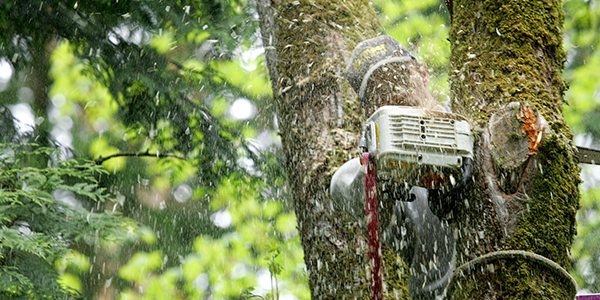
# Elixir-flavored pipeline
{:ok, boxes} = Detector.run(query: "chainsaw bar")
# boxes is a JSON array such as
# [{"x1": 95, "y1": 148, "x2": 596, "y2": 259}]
[{"x1": 577, "y1": 146, "x2": 600, "y2": 165}]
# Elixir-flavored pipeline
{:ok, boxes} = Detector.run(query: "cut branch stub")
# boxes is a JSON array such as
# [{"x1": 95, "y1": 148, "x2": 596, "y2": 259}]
[{"x1": 488, "y1": 102, "x2": 547, "y2": 194}]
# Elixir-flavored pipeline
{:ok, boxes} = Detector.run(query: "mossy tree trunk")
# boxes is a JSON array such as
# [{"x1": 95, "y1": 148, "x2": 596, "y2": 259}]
[
  {"x1": 257, "y1": 0, "x2": 580, "y2": 298},
  {"x1": 446, "y1": 0, "x2": 580, "y2": 298},
  {"x1": 256, "y1": 0, "x2": 410, "y2": 298}
]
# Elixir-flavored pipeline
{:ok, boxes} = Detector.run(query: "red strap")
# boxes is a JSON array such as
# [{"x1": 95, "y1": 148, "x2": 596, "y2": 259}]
[{"x1": 361, "y1": 153, "x2": 382, "y2": 300}]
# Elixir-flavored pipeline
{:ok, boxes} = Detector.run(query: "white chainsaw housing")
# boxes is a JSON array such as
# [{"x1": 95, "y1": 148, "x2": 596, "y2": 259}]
[{"x1": 363, "y1": 106, "x2": 474, "y2": 190}]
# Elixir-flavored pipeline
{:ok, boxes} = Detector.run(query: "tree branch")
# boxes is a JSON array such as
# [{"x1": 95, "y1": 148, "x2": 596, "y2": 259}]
[{"x1": 95, "y1": 151, "x2": 185, "y2": 165}]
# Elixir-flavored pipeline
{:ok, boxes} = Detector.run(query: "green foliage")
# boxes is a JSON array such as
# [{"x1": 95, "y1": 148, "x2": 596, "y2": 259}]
[
  {"x1": 115, "y1": 176, "x2": 308, "y2": 299},
  {"x1": 0, "y1": 144, "x2": 135, "y2": 299},
  {"x1": 572, "y1": 186, "x2": 600, "y2": 291},
  {"x1": 564, "y1": 0, "x2": 600, "y2": 292},
  {"x1": 1, "y1": 0, "x2": 306, "y2": 298},
  {"x1": 373, "y1": 0, "x2": 451, "y2": 100}
]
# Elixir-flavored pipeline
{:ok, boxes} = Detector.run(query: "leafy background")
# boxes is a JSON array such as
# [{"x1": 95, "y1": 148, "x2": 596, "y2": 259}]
[{"x1": 0, "y1": 0, "x2": 598, "y2": 299}]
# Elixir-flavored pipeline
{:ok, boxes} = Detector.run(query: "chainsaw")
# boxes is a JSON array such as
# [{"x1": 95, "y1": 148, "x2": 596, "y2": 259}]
[{"x1": 360, "y1": 105, "x2": 474, "y2": 199}]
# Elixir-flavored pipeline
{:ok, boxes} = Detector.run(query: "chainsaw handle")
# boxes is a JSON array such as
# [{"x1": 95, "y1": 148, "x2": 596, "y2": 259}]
[{"x1": 428, "y1": 157, "x2": 473, "y2": 219}]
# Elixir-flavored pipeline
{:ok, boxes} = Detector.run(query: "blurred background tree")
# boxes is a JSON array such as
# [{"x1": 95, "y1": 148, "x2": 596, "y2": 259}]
[
  {"x1": 564, "y1": 0, "x2": 600, "y2": 292},
  {"x1": 0, "y1": 0, "x2": 599, "y2": 298}
]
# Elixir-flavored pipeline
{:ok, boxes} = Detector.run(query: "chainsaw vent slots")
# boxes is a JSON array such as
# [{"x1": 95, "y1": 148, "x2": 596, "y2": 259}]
[{"x1": 363, "y1": 106, "x2": 474, "y2": 190}]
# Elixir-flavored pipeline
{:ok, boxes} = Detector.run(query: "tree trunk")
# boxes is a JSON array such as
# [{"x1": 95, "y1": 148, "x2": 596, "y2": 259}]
[
  {"x1": 446, "y1": 0, "x2": 579, "y2": 298},
  {"x1": 257, "y1": 0, "x2": 580, "y2": 298},
  {"x1": 30, "y1": 37, "x2": 53, "y2": 147},
  {"x1": 256, "y1": 0, "x2": 410, "y2": 298}
]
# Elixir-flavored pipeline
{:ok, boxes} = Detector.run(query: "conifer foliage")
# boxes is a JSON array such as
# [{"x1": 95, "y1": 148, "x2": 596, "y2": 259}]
[{"x1": 0, "y1": 144, "x2": 133, "y2": 298}]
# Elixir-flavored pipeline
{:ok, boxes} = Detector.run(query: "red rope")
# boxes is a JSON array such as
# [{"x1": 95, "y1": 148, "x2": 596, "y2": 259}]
[{"x1": 361, "y1": 152, "x2": 382, "y2": 300}]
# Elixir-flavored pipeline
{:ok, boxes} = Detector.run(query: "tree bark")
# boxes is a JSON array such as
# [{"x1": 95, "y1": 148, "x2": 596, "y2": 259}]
[
  {"x1": 257, "y1": 0, "x2": 580, "y2": 298},
  {"x1": 446, "y1": 0, "x2": 580, "y2": 298},
  {"x1": 256, "y1": 0, "x2": 411, "y2": 298},
  {"x1": 30, "y1": 37, "x2": 54, "y2": 147}
]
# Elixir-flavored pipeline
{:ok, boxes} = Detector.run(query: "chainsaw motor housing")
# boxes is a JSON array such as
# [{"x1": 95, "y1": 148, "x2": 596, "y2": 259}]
[{"x1": 362, "y1": 106, "x2": 474, "y2": 197}]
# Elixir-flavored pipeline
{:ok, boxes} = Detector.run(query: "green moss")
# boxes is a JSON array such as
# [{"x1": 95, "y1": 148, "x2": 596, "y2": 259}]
[
  {"x1": 450, "y1": 0, "x2": 567, "y2": 132},
  {"x1": 274, "y1": 0, "x2": 381, "y2": 95},
  {"x1": 448, "y1": 0, "x2": 580, "y2": 298},
  {"x1": 301, "y1": 211, "x2": 370, "y2": 298},
  {"x1": 270, "y1": 1, "x2": 410, "y2": 298},
  {"x1": 505, "y1": 136, "x2": 580, "y2": 267},
  {"x1": 449, "y1": 258, "x2": 573, "y2": 299},
  {"x1": 382, "y1": 247, "x2": 410, "y2": 299}
]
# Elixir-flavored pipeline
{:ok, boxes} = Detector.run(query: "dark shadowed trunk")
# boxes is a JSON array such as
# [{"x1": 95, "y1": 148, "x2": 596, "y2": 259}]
[{"x1": 30, "y1": 37, "x2": 53, "y2": 147}]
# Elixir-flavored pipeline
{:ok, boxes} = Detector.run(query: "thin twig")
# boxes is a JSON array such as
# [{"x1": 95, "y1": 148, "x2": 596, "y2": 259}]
[{"x1": 95, "y1": 151, "x2": 185, "y2": 165}]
